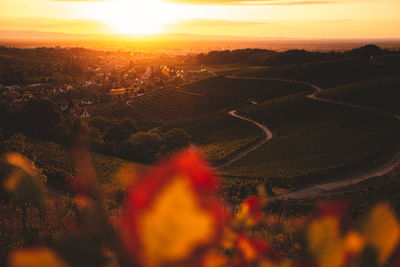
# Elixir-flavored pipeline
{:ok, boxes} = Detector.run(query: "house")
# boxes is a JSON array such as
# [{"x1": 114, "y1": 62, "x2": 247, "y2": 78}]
[
  {"x1": 80, "y1": 99, "x2": 94, "y2": 105},
  {"x1": 5, "y1": 85, "x2": 19, "y2": 91},
  {"x1": 84, "y1": 80, "x2": 95, "y2": 87},
  {"x1": 81, "y1": 109, "x2": 91, "y2": 117},
  {"x1": 59, "y1": 99, "x2": 69, "y2": 111},
  {"x1": 81, "y1": 105, "x2": 96, "y2": 117},
  {"x1": 186, "y1": 69, "x2": 201, "y2": 74},
  {"x1": 110, "y1": 88, "x2": 127, "y2": 97}
]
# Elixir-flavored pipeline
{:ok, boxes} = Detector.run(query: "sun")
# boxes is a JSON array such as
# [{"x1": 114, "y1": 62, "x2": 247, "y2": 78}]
[{"x1": 87, "y1": 0, "x2": 183, "y2": 35}]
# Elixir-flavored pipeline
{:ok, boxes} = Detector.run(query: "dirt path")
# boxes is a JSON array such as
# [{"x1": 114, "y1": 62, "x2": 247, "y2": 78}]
[
  {"x1": 274, "y1": 148, "x2": 400, "y2": 199},
  {"x1": 217, "y1": 110, "x2": 274, "y2": 168},
  {"x1": 225, "y1": 75, "x2": 400, "y2": 199},
  {"x1": 168, "y1": 85, "x2": 275, "y2": 168}
]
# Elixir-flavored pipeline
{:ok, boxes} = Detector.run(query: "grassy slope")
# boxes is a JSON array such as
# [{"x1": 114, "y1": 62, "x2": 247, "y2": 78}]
[
  {"x1": 177, "y1": 77, "x2": 311, "y2": 164},
  {"x1": 219, "y1": 93, "x2": 400, "y2": 190},
  {"x1": 317, "y1": 76, "x2": 400, "y2": 115},
  {"x1": 99, "y1": 76, "x2": 311, "y2": 164},
  {"x1": 179, "y1": 112, "x2": 263, "y2": 164}
]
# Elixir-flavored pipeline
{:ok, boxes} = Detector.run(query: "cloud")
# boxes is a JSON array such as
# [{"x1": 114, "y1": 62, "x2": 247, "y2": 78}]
[
  {"x1": 0, "y1": 17, "x2": 111, "y2": 35},
  {"x1": 164, "y1": 18, "x2": 400, "y2": 38}
]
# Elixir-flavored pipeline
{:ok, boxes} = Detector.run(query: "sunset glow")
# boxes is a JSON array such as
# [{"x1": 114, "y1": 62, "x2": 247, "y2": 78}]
[
  {"x1": 83, "y1": 0, "x2": 192, "y2": 34},
  {"x1": 0, "y1": 0, "x2": 399, "y2": 38}
]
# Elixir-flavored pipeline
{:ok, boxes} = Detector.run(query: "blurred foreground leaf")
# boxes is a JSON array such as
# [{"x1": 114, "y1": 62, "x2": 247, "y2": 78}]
[
  {"x1": 362, "y1": 203, "x2": 400, "y2": 264},
  {"x1": 8, "y1": 247, "x2": 68, "y2": 267}
]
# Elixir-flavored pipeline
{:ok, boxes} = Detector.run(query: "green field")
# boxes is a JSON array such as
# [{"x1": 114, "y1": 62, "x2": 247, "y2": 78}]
[
  {"x1": 219, "y1": 93, "x2": 400, "y2": 190},
  {"x1": 96, "y1": 75, "x2": 312, "y2": 166},
  {"x1": 236, "y1": 56, "x2": 400, "y2": 89},
  {"x1": 317, "y1": 76, "x2": 400, "y2": 115},
  {"x1": 205, "y1": 63, "x2": 269, "y2": 75},
  {"x1": 178, "y1": 112, "x2": 263, "y2": 164},
  {"x1": 181, "y1": 76, "x2": 311, "y2": 101}
]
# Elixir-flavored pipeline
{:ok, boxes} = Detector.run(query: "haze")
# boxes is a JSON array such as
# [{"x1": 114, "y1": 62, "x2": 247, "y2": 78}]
[{"x1": 1, "y1": 0, "x2": 400, "y2": 39}]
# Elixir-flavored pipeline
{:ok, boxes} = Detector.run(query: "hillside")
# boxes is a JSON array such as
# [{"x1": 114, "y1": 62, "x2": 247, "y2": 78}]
[
  {"x1": 316, "y1": 76, "x2": 400, "y2": 115},
  {"x1": 1, "y1": 136, "x2": 147, "y2": 192},
  {"x1": 236, "y1": 56, "x2": 400, "y2": 89},
  {"x1": 98, "y1": 87, "x2": 237, "y2": 125},
  {"x1": 181, "y1": 76, "x2": 311, "y2": 101},
  {"x1": 219, "y1": 93, "x2": 400, "y2": 191},
  {"x1": 98, "y1": 75, "x2": 312, "y2": 127}
]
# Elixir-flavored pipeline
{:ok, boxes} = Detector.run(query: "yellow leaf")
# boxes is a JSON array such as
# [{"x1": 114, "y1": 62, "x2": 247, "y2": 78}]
[
  {"x1": 138, "y1": 175, "x2": 215, "y2": 266},
  {"x1": 5, "y1": 153, "x2": 36, "y2": 176},
  {"x1": 363, "y1": 203, "x2": 400, "y2": 264},
  {"x1": 9, "y1": 248, "x2": 68, "y2": 267},
  {"x1": 307, "y1": 217, "x2": 344, "y2": 267}
]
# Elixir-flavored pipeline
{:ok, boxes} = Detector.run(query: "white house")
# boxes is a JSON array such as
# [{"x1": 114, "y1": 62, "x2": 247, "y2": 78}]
[
  {"x1": 81, "y1": 110, "x2": 91, "y2": 117},
  {"x1": 80, "y1": 100, "x2": 94, "y2": 105}
]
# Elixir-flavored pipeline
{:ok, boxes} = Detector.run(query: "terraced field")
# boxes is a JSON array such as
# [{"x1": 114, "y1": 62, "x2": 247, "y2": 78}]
[
  {"x1": 182, "y1": 76, "x2": 311, "y2": 101},
  {"x1": 99, "y1": 76, "x2": 311, "y2": 127},
  {"x1": 99, "y1": 87, "x2": 237, "y2": 125}
]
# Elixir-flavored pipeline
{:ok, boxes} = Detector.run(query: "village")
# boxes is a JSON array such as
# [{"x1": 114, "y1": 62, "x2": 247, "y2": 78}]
[{"x1": 0, "y1": 47, "x2": 212, "y2": 118}]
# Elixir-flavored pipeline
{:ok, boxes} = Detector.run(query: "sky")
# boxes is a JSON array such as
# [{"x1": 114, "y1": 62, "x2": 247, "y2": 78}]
[{"x1": 0, "y1": 0, "x2": 399, "y2": 38}]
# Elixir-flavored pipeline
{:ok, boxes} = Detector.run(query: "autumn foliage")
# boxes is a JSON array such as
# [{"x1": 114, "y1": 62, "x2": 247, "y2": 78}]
[{"x1": 3, "y1": 148, "x2": 400, "y2": 267}]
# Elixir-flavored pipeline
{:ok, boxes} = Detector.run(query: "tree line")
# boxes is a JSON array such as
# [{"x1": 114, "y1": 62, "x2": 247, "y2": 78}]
[
  {"x1": 0, "y1": 99, "x2": 191, "y2": 164},
  {"x1": 195, "y1": 45, "x2": 393, "y2": 66}
]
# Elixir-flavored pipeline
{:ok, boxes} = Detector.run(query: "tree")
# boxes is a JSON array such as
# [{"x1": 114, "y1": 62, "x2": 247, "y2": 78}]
[
  {"x1": 162, "y1": 128, "x2": 191, "y2": 152},
  {"x1": 119, "y1": 132, "x2": 163, "y2": 163},
  {"x1": 89, "y1": 116, "x2": 113, "y2": 133},
  {"x1": 347, "y1": 45, "x2": 382, "y2": 58},
  {"x1": 12, "y1": 98, "x2": 62, "y2": 140},
  {"x1": 104, "y1": 118, "x2": 137, "y2": 144}
]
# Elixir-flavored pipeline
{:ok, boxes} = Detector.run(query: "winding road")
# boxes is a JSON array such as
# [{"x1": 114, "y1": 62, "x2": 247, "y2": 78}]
[
  {"x1": 217, "y1": 110, "x2": 274, "y2": 168},
  {"x1": 224, "y1": 75, "x2": 400, "y2": 199}
]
